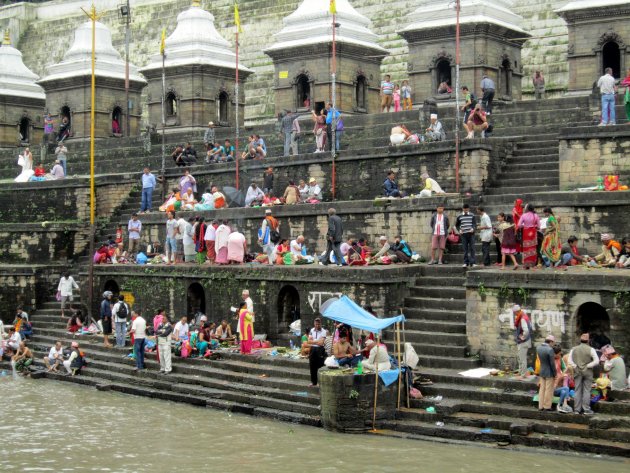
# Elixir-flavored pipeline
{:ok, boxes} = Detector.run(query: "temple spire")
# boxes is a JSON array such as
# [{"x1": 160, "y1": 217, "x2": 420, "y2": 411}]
[
  {"x1": 191, "y1": 0, "x2": 201, "y2": 7},
  {"x1": 2, "y1": 31, "x2": 10, "y2": 46}
]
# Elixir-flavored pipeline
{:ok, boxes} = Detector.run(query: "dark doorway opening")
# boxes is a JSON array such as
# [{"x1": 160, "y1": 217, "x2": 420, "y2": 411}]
[
  {"x1": 165, "y1": 92, "x2": 177, "y2": 116},
  {"x1": 576, "y1": 302, "x2": 611, "y2": 348},
  {"x1": 296, "y1": 74, "x2": 311, "y2": 109},
  {"x1": 314, "y1": 101, "x2": 326, "y2": 115},
  {"x1": 112, "y1": 106, "x2": 122, "y2": 135},
  {"x1": 436, "y1": 59, "x2": 451, "y2": 87},
  {"x1": 18, "y1": 117, "x2": 30, "y2": 142},
  {"x1": 603, "y1": 42, "x2": 621, "y2": 78},
  {"x1": 356, "y1": 75, "x2": 367, "y2": 111},
  {"x1": 104, "y1": 279, "x2": 120, "y2": 297},
  {"x1": 218, "y1": 91, "x2": 229, "y2": 124},
  {"x1": 277, "y1": 285, "x2": 300, "y2": 331},
  {"x1": 187, "y1": 283, "x2": 206, "y2": 318},
  {"x1": 500, "y1": 59, "x2": 512, "y2": 97}
]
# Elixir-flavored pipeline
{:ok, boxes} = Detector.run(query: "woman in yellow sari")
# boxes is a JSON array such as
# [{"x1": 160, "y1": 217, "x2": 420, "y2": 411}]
[
  {"x1": 541, "y1": 207, "x2": 561, "y2": 267},
  {"x1": 238, "y1": 301, "x2": 254, "y2": 354}
]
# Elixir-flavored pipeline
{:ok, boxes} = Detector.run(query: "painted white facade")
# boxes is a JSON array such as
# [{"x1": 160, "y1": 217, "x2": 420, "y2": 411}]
[{"x1": 0, "y1": 34, "x2": 45, "y2": 100}]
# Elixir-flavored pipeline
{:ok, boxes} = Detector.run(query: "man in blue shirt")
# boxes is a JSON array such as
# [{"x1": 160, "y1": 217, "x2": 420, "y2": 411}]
[
  {"x1": 325, "y1": 103, "x2": 341, "y2": 152},
  {"x1": 140, "y1": 167, "x2": 157, "y2": 213},
  {"x1": 480, "y1": 74, "x2": 495, "y2": 115},
  {"x1": 224, "y1": 139, "x2": 235, "y2": 162}
]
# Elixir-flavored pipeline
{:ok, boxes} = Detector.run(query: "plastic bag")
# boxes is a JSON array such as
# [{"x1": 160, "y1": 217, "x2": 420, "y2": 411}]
[
  {"x1": 404, "y1": 342, "x2": 420, "y2": 369},
  {"x1": 136, "y1": 252, "x2": 148, "y2": 265},
  {"x1": 55, "y1": 291, "x2": 61, "y2": 302},
  {"x1": 324, "y1": 355, "x2": 339, "y2": 368},
  {"x1": 447, "y1": 228, "x2": 460, "y2": 244}
]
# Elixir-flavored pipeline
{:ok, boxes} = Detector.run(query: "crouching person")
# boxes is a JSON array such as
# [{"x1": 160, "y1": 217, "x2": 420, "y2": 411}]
[
  {"x1": 43, "y1": 340, "x2": 64, "y2": 372},
  {"x1": 63, "y1": 341, "x2": 84, "y2": 376}
]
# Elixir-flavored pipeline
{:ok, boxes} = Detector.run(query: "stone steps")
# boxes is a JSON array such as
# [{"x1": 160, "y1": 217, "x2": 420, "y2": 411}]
[
  {"x1": 408, "y1": 285, "x2": 465, "y2": 299},
  {"x1": 402, "y1": 307, "x2": 466, "y2": 323},
  {"x1": 403, "y1": 297, "x2": 467, "y2": 312}
]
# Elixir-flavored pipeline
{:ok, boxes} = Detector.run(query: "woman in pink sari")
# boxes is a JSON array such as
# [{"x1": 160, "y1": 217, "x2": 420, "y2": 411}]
[
  {"x1": 214, "y1": 220, "x2": 231, "y2": 265},
  {"x1": 238, "y1": 301, "x2": 254, "y2": 354},
  {"x1": 518, "y1": 203, "x2": 540, "y2": 270}
]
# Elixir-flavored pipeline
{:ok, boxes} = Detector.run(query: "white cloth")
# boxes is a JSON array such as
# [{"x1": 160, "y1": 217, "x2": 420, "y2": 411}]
[
  {"x1": 173, "y1": 321, "x2": 189, "y2": 340},
  {"x1": 50, "y1": 164, "x2": 65, "y2": 179},
  {"x1": 48, "y1": 346, "x2": 63, "y2": 360},
  {"x1": 204, "y1": 225, "x2": 216, "y2": 242},
  {"x1": 434, "y1": 213, "x2": 445, "y2": 236},
  {"x1": 307, "y1": 184, "x2": 322, "y2": 200},
  {"x1": 176, "y1": 218, "x2": 187, "y2": 240},
  {"x1": 363, "y1": 344, "x2": 391, "y2": 371},
  {"x1": 244, "y1": 297, "x2": 254, "y2": 315},
  {"x1": 290, "y1": 239, "x2": 302, "y2": 257},
  {"x1": 57, "y1": 276, "x2": 78, "y2": 297},
  {"x1": 479, "y1": 213, "x2": 493, "y2": 243},
  {"x1": 131, "y1": 316, "x2": 147, "y2": 339},
  {"x1": 158, "y1": 338, "x2": 172, "y2": 373},
  {"x1": 245, "y1": 186, "x2": 265, "y2": 206},
  {"x1": 15, "y1": 153, "x2": 34, "y2": 182},
  {"x1": 183, "y1": 222, "x2": 194, "y2": 246},
  {"x1": 424, "y1": 177, "x2": 444, "y2": 194},
  {"x1": 390, "y1": 134, "x2": 406, "y2": 146},
  {"x1": 597, "y1": 73, "x2": 616, "y2": 95},
  {"x1": 309, "y1": 328, "x2": 328, "y2": 345},
  {"x1": 215, "y1": 224, "x2": 230, "y2": 251}
]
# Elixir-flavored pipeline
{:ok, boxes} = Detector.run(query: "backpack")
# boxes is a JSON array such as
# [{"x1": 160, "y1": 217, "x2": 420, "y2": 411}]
[
  {"x1": 266, "y1": 216, "x2": 281, "y2": 244},
  {"x1": 117, "y1": 302, "x2": 128, "y2": 319},
  {"x1": 469, "y1": 93, "x2": 477, "y2": 109}
]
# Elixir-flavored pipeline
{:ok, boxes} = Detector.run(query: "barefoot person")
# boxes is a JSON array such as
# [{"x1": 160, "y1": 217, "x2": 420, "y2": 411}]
[{"x1": 43, "y1": 341, "x2": 64, "y2": 372}]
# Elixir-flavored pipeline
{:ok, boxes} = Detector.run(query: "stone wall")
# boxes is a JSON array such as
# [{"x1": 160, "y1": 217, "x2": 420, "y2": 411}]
[
  {"x1": 88, "y1": 265, "x2": 417, "y2": 343},
  {"x1": 465, "y1": 270, "x2": 630, "y2": 370},
  {"x1": 559, "y1": 126, "x2": 630, "y2": 190},
  {"x1": 0, "y1": 223, "x2": 86, "y2": 264}
]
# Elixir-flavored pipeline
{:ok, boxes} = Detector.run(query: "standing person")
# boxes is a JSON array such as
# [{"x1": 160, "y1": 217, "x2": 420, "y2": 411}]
[
  {"x1": 165, "y1": 211, "x2": 178, "y2": 265},
  {"x1": 401, "y1": 79, "x2": 412, "y2": 110},
  {"x1": 183, "y1": 217, "x2": 196, "y2": 263},
  {"x1": 140, "y1": 167, "x2": 157, "y2": 214},
  {"x1": 622, "y1": 68, "x2": 630, "y2": 123},
  {"x1": 495, "y1": 213, "x2": 519, "y2": 270},
  {"x1": 540, "y1": 207, "x2": 561, "y2": 267},
  {"x1": 215, "y1": 220, "x2": 231, "y2": 265},
  {"x1": 127, "y1": 213, "x2": 142, "y2": 257},
  {"x1": 112, "y1": 295, "x2": 130, "y2": 348},
  {"x1": 380, "y1": 74, "x2": 394, "y2": 112},
  {"x1": 44, "y1": 113, "x2": 54, "y2": 143},
  {"x1": 597, "y1": 67, "x2": 617, "y2": 126},
  {"x1": 393, "y1": 84, "x2": 401, "y2": 112},
  {"x1": 238, "y1": 301, "x2": 254, "y2": 354},
  {"x1": 281, "y1": 110, "x2": 294, "y2": 157},
  {"x1": 156, "y1": 315, "x2": 173, "y2": 374},
  {"x1": 100, "y1": 291, "x2": 113, "y2": 348},
  {"x1": 290, "y1": 113, "x2": 301, "y2": 156},
  {"x1": 203, "y1": 121, "x2": 216, "y2": 151},
  {"x1": 456, "y1": 204, "x2": 477, "y2": 268},
  {"x1": 176, "y1": 214, "x2": 188, "y2": 264},
  {"x1": 57, "y1": 272, "x2": 79, "y2": 319},
  {"x1": 307, "y1": 318, "x2": 328, "y2": 386},
  {"x1": 569, "y1": 333, "x2": 599, "y2": 415},
  {"x1": 477, "y1": 207, "x2": 493, "y2": 267},
  {"x1": 242, "y1": 289, "x2": 254, "y2": 315},
  {"x1": 263, "y1": 167, "x2": 274, "y2": 196},
  {"x1": 130, "y1": 311, "x2": 147, "y2": 371},
  {"x1": 460, "y1": 86, "x2": 474, "y2": 123},
  {"x1": 480, "y1": 74, "x2": 495, "y2": 115},
  {"x1": 513, "y1": 305, "x2": 532, "y2": 379},
  {"x1": 536, "y1": 335, "x2": 557, "y2": 412},
  {"x1": 533, "y1": 70, "x2": 545, "y2": 100},
  {"x1": 227, "y1": 226, "x2": 247, "y2": 264},
  {"x1": 429, "y1": 205, "x2": 449, "y2": 265},
  {"x1": 259, "y1": 209, "x2": 280, "y2": 265},
  {"x1": 518, "y1": 204, "x2": 540, "y2": 270},
  {"x1": 193, "y1": 217, "x2": 207, "y2": 264},
  {"x1": 54, "y1": 143, "x2": 68, "y2": 177},
  {"x1": 321, "y1": 208, "x2": 344, "y2": 267},
  {"x1": 311, "y1": 109, "x2": 327, "y2": 153},
  {"x1": 325, "y1": 103, "x2": 340, "y2": 152},
  {"x1": 204, "y1": 219, "x2": 218, "y2": 263}
]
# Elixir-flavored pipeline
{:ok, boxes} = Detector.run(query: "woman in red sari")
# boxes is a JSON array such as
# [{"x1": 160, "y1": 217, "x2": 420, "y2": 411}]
[
  {"x1": 512, "y1": 198, "x2": 524, "y2": 253},
  {"x1": 518, "y1": 203, "x2": 540, "y2": 269}
]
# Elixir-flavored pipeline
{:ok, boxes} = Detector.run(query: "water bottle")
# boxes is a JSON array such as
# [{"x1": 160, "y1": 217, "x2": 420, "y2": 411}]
[{"x1": 356, "y1": 359, "x2": 363, "y2": 375}]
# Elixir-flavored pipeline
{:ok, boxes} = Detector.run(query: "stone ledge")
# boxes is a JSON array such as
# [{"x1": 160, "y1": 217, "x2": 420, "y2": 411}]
[{"x1": 560, "y1": 125, "x2": 630, "y2": 140}]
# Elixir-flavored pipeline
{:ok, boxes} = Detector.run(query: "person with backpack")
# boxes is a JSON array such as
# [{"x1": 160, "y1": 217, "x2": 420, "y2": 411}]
[
  {"x1": 513, "y1": 305, "x2": 533, "y2": 379},
  {"x1": 460, "y1": 85, "x2": 476, "y2": 124},
  {"x1": 258, "y1": 209, "x2": 280, "y2": 265},
  {"x1": 112, "y1": 295, "x2": 130, "y2": 348}
]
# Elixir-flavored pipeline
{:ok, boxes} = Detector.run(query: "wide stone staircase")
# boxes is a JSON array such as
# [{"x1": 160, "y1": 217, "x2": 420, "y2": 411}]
[{"x1": 15, "y1": 295, "x2": 321, "y2": 426}]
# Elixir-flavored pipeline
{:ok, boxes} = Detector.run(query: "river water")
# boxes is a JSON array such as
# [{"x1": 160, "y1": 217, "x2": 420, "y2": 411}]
[{"x1": 0, "y1": 378, "x2": 628, "y2": 472}]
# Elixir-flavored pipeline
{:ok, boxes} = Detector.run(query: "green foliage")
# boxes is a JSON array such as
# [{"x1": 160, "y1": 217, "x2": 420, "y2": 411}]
[
  {"x1": 477, "y1": 283, "x2": 488, "y2": 297},
  {"x1": 348, "y1": 389, "x2": 359, "y2": 400}
]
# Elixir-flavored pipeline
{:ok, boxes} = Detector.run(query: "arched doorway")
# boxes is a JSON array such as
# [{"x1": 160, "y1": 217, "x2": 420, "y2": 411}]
[
  {"x1": 112, "y1": 106, "x2": 122, "y2": 135},
  {"x1": 296, "y1": 74, "x2": 311, "y2": 109},
  {"x1": 165, "y1": 92, "x2": 177, "y2": 117},
  {"x1": 355, "y1": 75, "x2": 367, "y2": 111},
  {"x1": 500, "y1": 58, "x2": 512, "y2": 98},
  {"x1": 217, "y1": 91, "x2": 229, "y2": 124},
  {"x1": 104, "y1": 279, "x2": 120, "y2": 297},
  {"x1": 602, "y1": 42, "x2": 621, "y2": 78},
  {"x1": 18, "y1": 117, "x2": 30, "y2": 142},
  {"x1": 60, "y1": 106, "x2": 71, "y2": 128},
  {"x1": 576, "y1": 302, "x2": 611, "y2": 348},
  {"x1": 277, "y1": 285, "x2": 300, "y2": 331},
  {"x1": 187, "y1": 283, "x2": 206, "y2": 318},
  {"x1": 436, "y1": 59, "x2": 452, "y2": 88}
]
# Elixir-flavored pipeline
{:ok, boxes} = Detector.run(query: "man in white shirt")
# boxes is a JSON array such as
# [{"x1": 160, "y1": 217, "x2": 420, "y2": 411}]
[
  {"x1": 112, "y1": 295, "x2": 130, "y2": 348},
  {"x1": 127, "y1": 214, "x2": 142, "y2": 257},
  {"x1": 308, "y1": 318, "x2": 329, "y2": 386},
  {"x1": 175, "y1": 215, "x2": 188, "y2": 263},
  {"x1": 290, "y1": 235, "x2": 305, "y2": 260},
  {"x1": 597, "y1": 67, "x2": 617, "y2": 126},
  {"x1": 50, "y1": 160, "x2": 65, "y2": 179},
  {"x1": 183, "y1": 217, "x2": 196, "y2": 263},
  {"x1": 173, "y1": 316, "x2": 189, "y2": 341},
  {"x1": 43, "y1": 340, "x2": 64, "y2": 372},
  {"x1": 57, "y1": 272, "x2": 79, "y2": 318},
  {"x1": 242, "y1": 290, "x2": 254, "y2": 322},
  {"x1": 7, "y1": 327, "x2": 21, "y2": 353},
  {"x1": 477, "y1": 207, "x2": 493, "y2": 266},
  {"x1": 307, "y1": 178, "x2": 322, "y2": 201},
  {"x1": 130, "y1": 312, "x2": 147, "y2": 371}
]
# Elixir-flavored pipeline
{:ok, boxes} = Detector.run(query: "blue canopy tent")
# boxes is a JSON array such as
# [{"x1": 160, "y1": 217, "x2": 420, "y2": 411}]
[{"x1": 321, "y1": 295, "x2": 408, "y2": 429}]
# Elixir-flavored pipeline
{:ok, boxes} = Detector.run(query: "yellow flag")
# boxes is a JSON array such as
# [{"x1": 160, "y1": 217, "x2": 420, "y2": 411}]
[
  {"x1": 159, "y1": 27, "x2": 166, "y2": 55},
  {"x1": 234, "y1": 3, "x2": 243, "y2": 34},
  {"x1": 330, "y1": 0, "x2": 337, "y2": 14}
]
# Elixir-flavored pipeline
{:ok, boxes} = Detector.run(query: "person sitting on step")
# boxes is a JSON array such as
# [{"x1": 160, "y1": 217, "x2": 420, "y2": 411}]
[
  {"x1": 12, "y1": 341, "x2": 33, "y2": 376},
  {"x1": 594, "y1": 233, "x2": 622, "y2": 267},
  {"x1": 43, "y1": 340, "x2": 65, "y2": 372},
  {"x1": 333, "y1": 328, "x2": 361, "y2": 368},
  {"x1": 464, "y1": 103, "x2": 489, "y2": 139},
  {"x1": 362, "y1": 339, "x2": 391, "y2": 371},
  {"x1": 63, "y1": 341, "x2": 84, "y2": 376}
]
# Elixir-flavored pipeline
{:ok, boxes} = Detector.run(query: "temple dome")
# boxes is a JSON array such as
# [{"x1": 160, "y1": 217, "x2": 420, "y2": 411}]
[
  {"x1": 264, "y1": 0, "x2": 388, "y2": 54},
  {"x1": 39, "y1": 20, "x2": 146, "y2": 84},
  {"x1": 141, "y1": 3, "x2": 251, "y2": 73},
  {"x1": 0, "y1": 33, "x2": 45, "y2": 100},
  {"x1": 400, "y1": 0, "x2": 526, "y2": 34}
]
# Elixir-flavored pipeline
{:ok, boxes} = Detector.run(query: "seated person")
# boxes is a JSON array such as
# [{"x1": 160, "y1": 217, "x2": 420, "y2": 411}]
[
  {"x1": 173, "y1": 316, "x2": 190, "y2": 342},
  {"x1": 253, "y1": 135, "x2": 267, "y2": 159},
  {"x1": 12, "y1": 341, "x2": 33, "y2": 375},
  {"x1": 307, "y1": 178, "x2": 322, "y2": 202},
  {"x1": 16, "y1": 318, "x2": 32, "y2": 340},
  {"x1": 224, "y1": 139, "x2": 235, "y2": 162},
  {"x1": 603, "y1": 347, "x2": 628, "y2": 390},
  {"x1": 241, "y1": 136, "x2": 257, "y2": 160},
  {"x1": 171, "y1": 145, "x2": 185, "y2": 166},
  {"x1": 369, "y1": 236, "x2": 391, "y2": 264},
  {"x1": 194, "y1": 188, "x2": 215, "y2": 211},
  {"x1": 30, "y1": 163, "x2": 47, "y2": 181},
  {"x1": 437, "y1": 81, "x2": 452, "y2": 95},
  {"x1": 290, "y1": 236, "x2": 305, "y2": 261},
  {"x1": 113, "y1": 242, "x2": 129, "y2": 264},
  {"x1": 298, "y1": 180, "x2": 310, "y2": 202},
  {"x1": 181, "y1": 188, "x2": 197, "y2": 210},
  {"x1": 182, "y1": 142, "x2": 197, "y2": 165},
  {"x1": 465, "y1": 104, "x2": 489, "y2": 139},
  {"x1": 383, "y1": 171, "x2": 405, "y2": 197},
  {"x1": 66, "y1": 312, "x2": 83, "y2": 333},
  {"x1": 207, "y1": 142, "x2": 225, "y2": 163},
  {"x1": 347, "y1": 240, "x2": 367, "y2": 266},
  {"x1": 390, "y1": 124, "x2": 419, "y2": 146},
  {"x1": 275, "y1": 239, "x2": 291, "y2": 265},
  {"x1": 595, "y1": 233, "x2": 622, "y2": 267},
  {"x1": 425, "y1": 114, "x2": 446, "y2": 142},
  {"x1": 212, "y1": 186, "x2": 228, "y2": 209},
  {"x1": 215, "y1": 319, "x2": 234, "y2": 342},
  {"x1": 300, "y1": 329, "x2": 311, "y2": 356},
  {"x1": 283, "y1": 180, "x2": 300, "y2": 205},
  {"x1": 6, "y1": 327, "x2": 21, "y2": 355},
  {"x1": 333, "y1": 329, "x2": 361, "y2": 367},
  {"x1": 245, "y1": 182, "x2": 265, "y2": 207},
  {"x1": 419, "y1": 172, "x2": 445, "y2": 197},
  {"x1": 616, "y1": 237, "x2": 630, "y2": 268},
  {"x1": 160, "y1": 188, "x2": 181, "y2": 212},
  {"x1": 43, "y1": 341, "x2": 64, "y2": 372},
  {"x1": 391, "y1": 235, "x2": 413, "y2": 263},
  {"x1": 559, "y1": 236, "x2": 592, "y2": 266},
  {"x1": 63, "y1": 341, "x2": 84, "y2": 376},
  {"x1": 50, "y1": 160, "x2": 65, "y2": 179},
  {"x1": 362, "y1": 339, "x2": 391, "y2": 371}
]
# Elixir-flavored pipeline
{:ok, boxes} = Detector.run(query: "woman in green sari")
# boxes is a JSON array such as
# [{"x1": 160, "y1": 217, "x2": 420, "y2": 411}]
[{"x1": 541, "y1": 207, "x2": 562, "y2": 267}]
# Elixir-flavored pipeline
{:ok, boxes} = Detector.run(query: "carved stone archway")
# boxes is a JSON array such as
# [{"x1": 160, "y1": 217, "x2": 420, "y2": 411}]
[
  {"x1": 428, "y1": 51, "x2": 455, "y2": 96},
  {"x1": 291, "y1": 70, "x2": 315, "y2": 112},
  {"x1": 595, "y1": 31, "x2": 627, "y2": 78}
]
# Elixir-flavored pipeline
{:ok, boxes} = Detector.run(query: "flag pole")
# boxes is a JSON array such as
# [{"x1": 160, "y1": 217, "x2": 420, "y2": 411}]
[
  {"x1": 455, "y1": 0, "x2": 461, "y2": 194},
  {"x1": 235, "y1": 30, "x2": 240, "y2": 191},
  {"x1": 160, "y1": 28, "x2": 167, "y2": 200},
  {"x1": 330, "y1": 1, "x2": 337, "y2": 201}
]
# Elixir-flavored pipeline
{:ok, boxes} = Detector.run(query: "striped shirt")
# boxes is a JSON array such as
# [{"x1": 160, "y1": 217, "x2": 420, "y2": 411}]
[
  {"x1": 381, "y1": 81, "x2": 394, "y2": 95},
  {"x1": 456, "y1": 212, "x2": 476, "y2": 234}
]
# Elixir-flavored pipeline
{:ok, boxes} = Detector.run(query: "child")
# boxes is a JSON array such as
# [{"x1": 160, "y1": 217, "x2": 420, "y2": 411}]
[
  {"x1": 616, "y1": 238, "x2": 630, "y2": 268},
  {"x1": 401, "y1": 80, "x2": 412, "y2": 110},
  {"x1": 393, "y1": 84, "x2": 401, "y2": 112},
  {"x1": 495, "y1": 213, "x2": 519, "y2": 270},
  {"x1": 300, "y1": 328, "x2": 311, "y2": 357},
  {"x1": 115, "y1": 225, "x2": 123, "y2": 244}
]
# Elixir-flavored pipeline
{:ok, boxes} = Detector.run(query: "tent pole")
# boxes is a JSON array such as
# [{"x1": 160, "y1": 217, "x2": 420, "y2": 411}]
[
  {"x1": 403, "y1": 320, "x2": 409, "y2": 408},
  {"x1": 396, "y1": 322, "x2": 402, "y2": 410},
  {"x1": 372, "y1": 333, "x2": 380, "y2": 431}
]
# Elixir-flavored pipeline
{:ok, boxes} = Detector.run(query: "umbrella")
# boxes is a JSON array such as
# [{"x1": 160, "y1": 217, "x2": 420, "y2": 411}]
[{"x1": 223, "y1": 186, "x2": 245, "y2": 208}]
